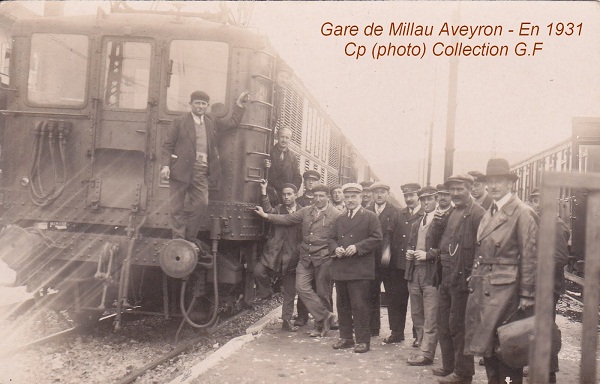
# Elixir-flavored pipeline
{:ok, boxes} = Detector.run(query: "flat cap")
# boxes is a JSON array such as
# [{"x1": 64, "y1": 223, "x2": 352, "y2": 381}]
[
  {"x1": 401, "y1": 183, "x2": 421, "y2": 194},
  {"x1": 418, "y1": 186, "x2": 438, "y2": 198},
  {"x1": 436, "y1": 184, "x2": 450, "y2": 194},
  {"x1": 360, "y1": 181, "x2": 373, "y2": 191},
  {"x1": 281, "y1": 183, "x2": 298, "y2": 194},
  {"x1": 467, "y1": 171, "x2": 485, "y2": 183},
  {"x1": 190, "y1": 91, "x2": 210, "y2": 103},
  {"x1": 311, "y1": 184, "x2": 330, "y2": 194},
  {"x1": 530, "y1": 187, "x2": 540, "y2": 198},
  {"x1": 342, "y1": 183, "x2": 363, "y2": 194},
  {"x1": 303, "y1": 170, "x2": 320, "y2": 181},
  {"x1": 370, "y1": 182, "x2": 390, "y2": 191},
  {"x1": 445, "y1": 173, "x2": 474, "y2": 187}
]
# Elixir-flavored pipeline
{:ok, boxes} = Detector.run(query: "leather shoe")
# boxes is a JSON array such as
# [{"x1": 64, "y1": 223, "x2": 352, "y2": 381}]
[
  {"x1": 293, "y1": 317, "x2": 307, "y2": 327},
  {"x1": 383, "y1": 333, "x2": 405, "y2": 344},
  {"x1": 354, "y1": 343, "x2": 370, "y2": 353},
  {"x1": 371, "y1": 329, "x2": 380, "y2": 337},
  {"x1": 412, "y1": 339, "x2": 420, "y2": 348},
  {"x1": 309, "y1": 327, "x2": 321, "y2": 337},
  {"x1": 320, "y1": 312, "x2": 336, "y2": 337},
  {"x1": 282, "y1": 319, "x2": 298, "y2": 332},
  {"x1": 407, "y1": 355, "x2": 433, "y2": 366},
  {"x1": 438, "y1": 372, "x2": 472, "y2": 384},
  {"x1": 432, "y1": 367, "x2": 452, "y2": 377},
  {"x1": 332, "y1": 338, "x2": 355, "y2": 349}
]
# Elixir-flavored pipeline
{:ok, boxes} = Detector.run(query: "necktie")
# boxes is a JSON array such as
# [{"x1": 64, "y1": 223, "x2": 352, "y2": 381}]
[
  {"x1": 491, "y1": 203, "x2": 498, "y2": 216},
  {"x1": 348, "y1": 209, "x2": 353, "y2": 219},
  {"x1": 376, "y1": 205, "x2": 381, "y2": 216},
  {"x1": 423, "y1": 214, "x2": 427, "y2": 226},
  {"x1": 280, "y1": 151, "x2": 284, "y2": 161}
]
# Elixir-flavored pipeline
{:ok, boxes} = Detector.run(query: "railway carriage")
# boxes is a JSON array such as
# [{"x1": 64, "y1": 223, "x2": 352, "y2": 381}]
[
  {"x1": 510, "y1": 117, "x2": 600, "y2": 279},
  {"x1": 0, "y1": 6, "x2": 377, "y2": 328}
]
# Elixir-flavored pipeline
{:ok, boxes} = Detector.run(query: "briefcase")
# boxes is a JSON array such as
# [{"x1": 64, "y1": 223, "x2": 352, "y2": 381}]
[{"x1": 495, "y1": 316, "x2": 561, "y2": 368}]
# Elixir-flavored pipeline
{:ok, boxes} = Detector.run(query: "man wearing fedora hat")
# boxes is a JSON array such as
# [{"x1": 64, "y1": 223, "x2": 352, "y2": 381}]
[
  {"x1": 385, "y1": 182, "x2": 423, "y2": 346},
  {"x1": 329, "y1": 183, "x2": 382, "y2": 353},
  {"x1": 434, "y1": 174, "x2": 486, "y2": 384},
  {"x1": 405, "y1": 186, "x2": 443, "y2": 366},
  {"x1": 464, "y1": 158, "x2": 538, "y2": 384},
  {"x1": 161, "y1": 90, "x2": 249, "y2": 241},
  {"x1": 366, "y1": 182, "x2": 399, "y2": 337}
]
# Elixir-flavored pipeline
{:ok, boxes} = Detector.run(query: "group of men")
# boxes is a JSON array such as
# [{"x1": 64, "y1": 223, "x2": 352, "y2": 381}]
[{"x1": 161, "y1": 93, "x2": 564, "y2": 384}]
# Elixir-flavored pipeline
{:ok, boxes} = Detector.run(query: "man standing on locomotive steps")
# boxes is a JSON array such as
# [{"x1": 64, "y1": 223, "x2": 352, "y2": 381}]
[
  {"x1": 464, "y1": 158, "x2": 538, "y2": 384},
  {"x1": 263, "y1": 126, "x2": 302, "y2": 206},
  {"x1": 255, "y1": 184, "x2": 340, "y2": 337},
  {"x1": 161, "y1": 90, "x2": 249, "y2": 242}
]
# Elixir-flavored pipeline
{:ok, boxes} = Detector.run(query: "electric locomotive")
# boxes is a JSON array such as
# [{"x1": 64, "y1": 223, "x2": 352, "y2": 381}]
[{"x1": 0, "y1": 6, "x2": 377, "y2": 329}]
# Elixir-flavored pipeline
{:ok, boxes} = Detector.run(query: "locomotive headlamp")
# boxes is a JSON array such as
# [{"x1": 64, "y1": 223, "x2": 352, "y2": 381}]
[
  {"x1": 20, "y1": 177, "x2": 30, "y2": 187},
  {"x1": 159, "y1": 239, "x2": 199, "y2": 279}
]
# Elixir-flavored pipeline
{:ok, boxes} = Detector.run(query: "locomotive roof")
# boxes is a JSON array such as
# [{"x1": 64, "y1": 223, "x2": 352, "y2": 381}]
[{"x1": 11, "y1": 11, "x2": 271, "y2": 51}]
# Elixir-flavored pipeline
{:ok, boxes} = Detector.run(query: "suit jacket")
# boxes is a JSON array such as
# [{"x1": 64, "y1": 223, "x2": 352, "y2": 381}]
[
  {"x1": 328, "y1": 207, "x2": 382, "y2": 281},
  {"x1": 161, "y1": 106, "x2": 245, "y2": 186},
  {"x1": 464, "y1": 194, "x2": 538, "y2": 356},
  {"x1": 295, "y1": 194, "x2": 313, "y2": 208},
  {"x1": 367, "y1": 203, "x2": 399, "y2": 266},
  {"x1": 260, "y1": 195, "x2": 302, "y2": 274},
  {"x1": 389, "y1": 206, "x2": 425, "y2": 270},
  {"x1": 475, "y1": 193, "x2": 494, "y2": 211},
  {"x1": 268, "y1": 145, "x2": 302, "y2": 192},
  {"x1": 405, "y1": 211, "x2": 444, "y2": 285}
]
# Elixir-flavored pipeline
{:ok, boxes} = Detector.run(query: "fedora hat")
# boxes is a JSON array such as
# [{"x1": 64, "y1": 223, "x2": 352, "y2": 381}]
[{"x1": 484, "y1": 158, "x2": 519, "y2": 182}]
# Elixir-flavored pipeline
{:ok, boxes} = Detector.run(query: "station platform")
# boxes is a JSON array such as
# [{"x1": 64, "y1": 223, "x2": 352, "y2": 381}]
[{"x1": 178, "y1": 301, "x2": 584, "y2": 384}]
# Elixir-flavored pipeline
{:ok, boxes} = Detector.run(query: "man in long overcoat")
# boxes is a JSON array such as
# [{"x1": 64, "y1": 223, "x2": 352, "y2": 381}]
[
  {"x1": 329, "y1": 183, "x2": 382, "y2": 353},
  {"x1": 464, "y1": 158, "x2": 538, "y2": 384}
]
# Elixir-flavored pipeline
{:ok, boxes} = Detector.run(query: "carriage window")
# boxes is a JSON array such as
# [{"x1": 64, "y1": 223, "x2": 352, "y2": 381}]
[
  {"x1": 28, "y1": 34, "x2": 88, "y2": 106},
  {"x1": 103, "y1": 41, "x2": 151, "y2": 109},
  {"x1": 578, "y1": 145, "x2": 600, "y2": 173},
  {"x1": 167, "y1": 41, "x2": 228, "y2": 112}
]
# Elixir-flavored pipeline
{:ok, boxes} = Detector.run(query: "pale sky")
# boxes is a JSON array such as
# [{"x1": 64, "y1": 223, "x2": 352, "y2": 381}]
[{"x1": 17, "y1": 1, "x2": 600, "y2": 193}]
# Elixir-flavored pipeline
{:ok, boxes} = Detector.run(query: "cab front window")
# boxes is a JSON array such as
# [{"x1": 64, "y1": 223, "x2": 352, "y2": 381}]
[{"x1": 28, "y1": 34, "x2": 88, "y2": 106}]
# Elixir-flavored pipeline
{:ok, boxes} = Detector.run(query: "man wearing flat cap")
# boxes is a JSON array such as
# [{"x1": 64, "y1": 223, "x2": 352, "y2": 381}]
[
  {"x1": 467, "y1": 171, "x2": 494, "y2": 210},
  {"x1": 436, "y1": 184, "x2": 453, "y2": 214},
  {"x1": 253, "y1": 180, "x2": 304, "y2": 332},
  {"x1": 296, "y1": 170, "x2": 321, "y2": 208},
  {"x1": 330, "y1": 185, "x2": 345, "y2": 212},
  {"x1": 433, "y1": 174, "x2": 485, "y2": 383},
  {"x1": 329, "y1": 183, "x2": 382, "y2": 353},
  {"x1": 360, "y1": 181, "x2": 375, "y2": 209},
  {"x1": 365, "y1": 182, "x2": 399, "y2": 337},
  {"x1": 255, "y1": 183, "x2": 340, "y2": 337},
  {"x1": 385, "y1": 182, "x2": 423, "y2": 346},
  {"x1": 405, "y1": 186, "x2": 443, "y2": 366},
  {"x1": 464, "y1": 158, "x2": 538, "y2": 384},
  {"x1": 161, "y1": 90, "x2": 249, "y2": 241}
]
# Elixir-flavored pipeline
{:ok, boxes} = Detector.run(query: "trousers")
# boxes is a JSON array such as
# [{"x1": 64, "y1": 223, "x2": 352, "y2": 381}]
[
  {"x1": 295, "y1": 259, "x2": 332, "y2": 322},
  {"x1": 381, "y1": 268, "x2": 410, "y2": 335},
  {"x1": 169, "y1": 165, "x2": 209, "y2": 240},
  {"x1": 253, "y1": 262, "x2": 298, "y2": 321},
  {"x1": 408, "y1": 265, "x2": 439, "y2": 359},
  {"x1": 336, "y1": 279, "x2": 371, "y2": 344}
]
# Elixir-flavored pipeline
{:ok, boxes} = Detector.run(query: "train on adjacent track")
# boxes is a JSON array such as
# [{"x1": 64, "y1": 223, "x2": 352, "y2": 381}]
[
  {"x1": 0, "y1": 5, "x2": 379, "y2": 329},
  {"x1": 510, "y1": 117, "x2": 600, "y2": 281}
]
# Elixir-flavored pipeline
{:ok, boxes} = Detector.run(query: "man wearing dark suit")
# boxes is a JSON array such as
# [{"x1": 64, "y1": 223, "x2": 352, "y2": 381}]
[
  {"x1": 366, "y1": 182, "x2": 398, "y2": 337},
  {"x1": 161, "y1": 90, "x2": 248, "y2": 241},
  {"x1": 264, "y1": 127, "x2": 302, "y2": 205},
  {"x1": 468, "y1": 171, "x2": 494, "y2": 210},
  {"x1": 385, "y1": 183, "x2": 423, "y2": 345},
  {"x1": 329, "y1": 183, "x2": 382, "y2": 353}
]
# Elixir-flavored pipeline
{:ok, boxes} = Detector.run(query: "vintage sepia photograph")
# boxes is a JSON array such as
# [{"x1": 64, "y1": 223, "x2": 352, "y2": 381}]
[{"x1": 0, "y1": 1, "x2": 599, "y2": 383}]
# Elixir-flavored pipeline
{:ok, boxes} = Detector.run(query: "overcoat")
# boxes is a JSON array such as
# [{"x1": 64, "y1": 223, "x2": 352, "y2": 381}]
[
  {"x1": 161, "y1": 105, "x2": 245, "y2": 187},
  {"x1": 260, "y1": 195, "x2": 302, "y2": 274},
  {"x1": 388, "y1": 206, "x2": 424, "y2": 270},
  {"x1": 463, "y1": 194, "x2": 538, "y2": 357},
  {"x1": 328, "y1": 207, "x2": 382, "y2": 281},
  {"x1": 366, "y1": 203, "x2": 399, "y2": 266}
]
